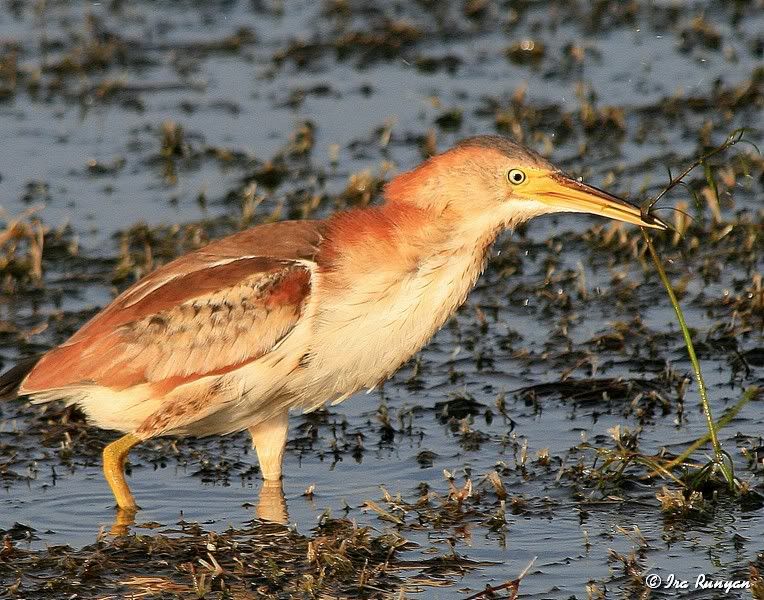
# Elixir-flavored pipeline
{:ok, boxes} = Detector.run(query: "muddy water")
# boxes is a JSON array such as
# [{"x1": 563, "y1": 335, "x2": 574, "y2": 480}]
[{"x1": 0, "y1": 1, "x2": 762, "y2": 598}]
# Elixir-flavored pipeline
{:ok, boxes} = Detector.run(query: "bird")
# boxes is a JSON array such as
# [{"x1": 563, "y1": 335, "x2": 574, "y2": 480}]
[{"x1": 0, "y1": 135, "x2": 666, "y2": 515}]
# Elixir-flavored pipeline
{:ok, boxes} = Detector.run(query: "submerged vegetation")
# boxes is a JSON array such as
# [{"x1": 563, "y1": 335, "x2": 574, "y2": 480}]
[{"x1": 0, "y1": 0, "x2": 762, "y2": 598}]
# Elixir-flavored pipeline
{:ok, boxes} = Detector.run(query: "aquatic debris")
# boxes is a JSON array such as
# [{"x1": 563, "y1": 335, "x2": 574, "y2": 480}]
[
  {"x1": 434, "y1": 108, "x2": 463, "y2": 132},
  {"x1": 0, "y1": 518, "x2": 411, "y2": 598},
  {"x1": 656, "y1": 486, "x2": 706, "y2": 517},
  {"x1": 505, "y1": 40, "x2": 545, "y2": 66},
  {"x1": 462, "y1": 556, "x2": 536, "y2": 600},
  {"x1": 0, "y1": 210, "x2": 47, "y2": 285}
]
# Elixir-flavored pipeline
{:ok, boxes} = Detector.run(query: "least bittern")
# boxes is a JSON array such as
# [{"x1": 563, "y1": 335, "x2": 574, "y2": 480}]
[{"x1": 2, "y1": 135, "x2": 666, "y2": 514}]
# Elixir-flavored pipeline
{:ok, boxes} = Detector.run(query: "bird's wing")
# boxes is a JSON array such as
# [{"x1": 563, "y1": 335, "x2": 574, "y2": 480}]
[{"x1": 20, "y1": 220, "x2": 323, "y2": 393}]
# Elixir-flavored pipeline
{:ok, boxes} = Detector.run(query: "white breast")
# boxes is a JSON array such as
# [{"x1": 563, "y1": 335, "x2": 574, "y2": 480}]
[
  {"x1": 291, "y1": 246, "x2": 487, "y2": 411},
  {"x1": 183, "y1": 244, "x2": 489, "y2": 435}
]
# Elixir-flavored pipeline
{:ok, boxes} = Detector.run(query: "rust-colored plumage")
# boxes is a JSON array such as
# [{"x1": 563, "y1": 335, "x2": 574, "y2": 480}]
[
  {"x1": 8, "y1": 135, "x2": 666, "y2": 515},
  {"x1": 24, "y1": 221, "x2": 322, "y2": 392}
]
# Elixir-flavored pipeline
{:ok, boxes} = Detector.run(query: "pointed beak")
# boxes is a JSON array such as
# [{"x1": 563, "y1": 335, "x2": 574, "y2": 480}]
[{"x1": 533, "y1": 172, "x2": 668, "y2": 230}]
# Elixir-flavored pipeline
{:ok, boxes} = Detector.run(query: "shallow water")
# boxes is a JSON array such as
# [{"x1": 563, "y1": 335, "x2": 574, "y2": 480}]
[{"x1": 0, "y1": 1, "x2": 762, "y2": 598}]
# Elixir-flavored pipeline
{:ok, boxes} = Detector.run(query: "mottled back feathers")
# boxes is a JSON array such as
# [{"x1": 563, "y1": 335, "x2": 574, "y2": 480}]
[{"x1": 20, "y1": 221, "x2": 322, "y2": 393}]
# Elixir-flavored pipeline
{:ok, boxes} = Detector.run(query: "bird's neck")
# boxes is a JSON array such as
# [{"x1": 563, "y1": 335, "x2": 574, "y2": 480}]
[{"x1": 320, "y1": 199, "x2": 499, "y2": 292}]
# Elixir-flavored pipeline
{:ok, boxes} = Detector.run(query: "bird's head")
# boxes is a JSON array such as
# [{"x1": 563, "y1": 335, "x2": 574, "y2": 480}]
[{"x1": 384, "y1": 135, "x2": 667, "y2": 236}]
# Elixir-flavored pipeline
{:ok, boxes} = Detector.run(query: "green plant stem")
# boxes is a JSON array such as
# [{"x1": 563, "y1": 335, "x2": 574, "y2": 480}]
[
  {"x1": 641, "y1": 228, "x2": 736, "y2": 489},
  {"x1": 653, "y1": 386, "x2": 758, "y2": 476}
]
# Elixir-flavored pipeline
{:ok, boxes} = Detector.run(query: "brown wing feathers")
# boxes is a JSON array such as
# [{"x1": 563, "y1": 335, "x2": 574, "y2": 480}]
[{"x1": 19, "y1": 221, "x2": 321, "y2": 394}]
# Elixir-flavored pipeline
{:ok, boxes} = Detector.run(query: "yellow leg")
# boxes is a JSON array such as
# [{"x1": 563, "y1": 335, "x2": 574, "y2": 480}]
[
  {"x1": 248, "y1": 411, "x2": 289, "y2": 481},
  {"x1": 102, "y1": 433, "x2": 141, "y2": 511}
]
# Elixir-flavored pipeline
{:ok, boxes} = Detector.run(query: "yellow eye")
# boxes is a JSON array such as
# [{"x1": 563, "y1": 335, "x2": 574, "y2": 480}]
[{"x1": 507, "y1": 169, "x2": 526, "y2": 185}]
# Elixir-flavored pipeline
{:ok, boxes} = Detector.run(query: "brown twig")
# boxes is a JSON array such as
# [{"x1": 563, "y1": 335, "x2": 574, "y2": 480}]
[
  {"x1": 462, "y1": 557, "x2": 536, "y2": 600},
  {"x1": 640, "y1": 128, "x2": 748, "y2": 216}
]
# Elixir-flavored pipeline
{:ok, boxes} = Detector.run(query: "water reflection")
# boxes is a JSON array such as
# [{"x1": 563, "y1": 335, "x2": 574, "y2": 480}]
[
  {"x1": 109, "y1": 479, "x2": 289, "y2": 535},
  {"x1": 110, "y1": 507, "x2": 138, "y2": 536},
  {"x1": 256, "y1": 480, "x2": 289, "y2": 524}
]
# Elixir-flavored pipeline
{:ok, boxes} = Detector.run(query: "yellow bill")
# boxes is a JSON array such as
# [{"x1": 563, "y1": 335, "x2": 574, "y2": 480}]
[{"x1": 531, "y1": 172, "x2": 668, "y2": 230}]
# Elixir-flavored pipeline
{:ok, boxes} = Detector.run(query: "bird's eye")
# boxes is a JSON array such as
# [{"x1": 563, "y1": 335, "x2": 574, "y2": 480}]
[{"x1": 507, "y1": 169, "x2": 526, "y2": 185}]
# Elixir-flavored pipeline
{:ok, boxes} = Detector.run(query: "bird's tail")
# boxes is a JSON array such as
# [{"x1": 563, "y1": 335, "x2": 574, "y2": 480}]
[{"x1": 0, "y1": 355, "x2": 40, "y2": 398}]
